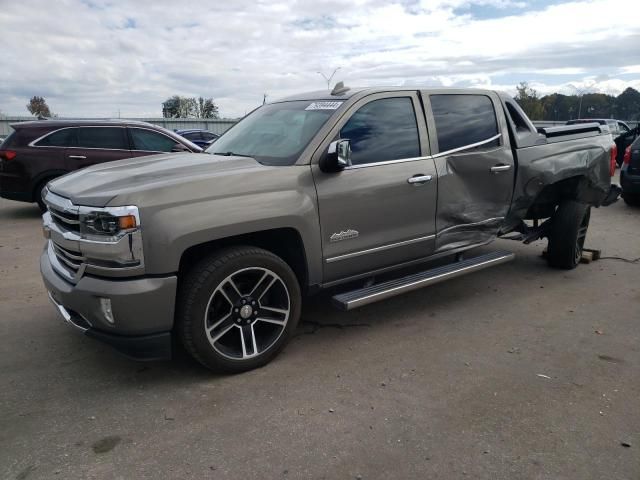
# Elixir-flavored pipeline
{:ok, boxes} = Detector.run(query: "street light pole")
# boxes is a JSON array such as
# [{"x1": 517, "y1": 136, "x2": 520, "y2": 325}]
[
  {"x1": 317, "y1": 67, "x2": 341, "y2": 91},
  {"x1": 578, "y1": 95, "x2": 584, "y2": 118}
]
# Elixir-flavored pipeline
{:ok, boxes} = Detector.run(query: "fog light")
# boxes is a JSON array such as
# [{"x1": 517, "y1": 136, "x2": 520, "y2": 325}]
[{"x1": 99, "y1": 297, "x2": 115, "y2": 324}]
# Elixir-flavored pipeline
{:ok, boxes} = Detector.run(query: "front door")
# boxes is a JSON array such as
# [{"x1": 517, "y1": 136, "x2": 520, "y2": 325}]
[
  {"x1": 312, "y1": 93, "x2": 438, "y2": 283},
  {"x1": 422, "y1": 92, "x2": 515, "y2": 251}
]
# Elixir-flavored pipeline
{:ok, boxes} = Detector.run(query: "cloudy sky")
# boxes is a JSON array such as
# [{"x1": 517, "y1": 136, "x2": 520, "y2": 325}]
[{"x1": 0, "y1": 0, "x2": 638, "y2": 118}]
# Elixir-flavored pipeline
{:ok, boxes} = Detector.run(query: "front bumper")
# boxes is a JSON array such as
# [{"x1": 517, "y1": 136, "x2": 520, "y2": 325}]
[{"x1": 41, "y1": 247, "x2": 178, "y2": 360}]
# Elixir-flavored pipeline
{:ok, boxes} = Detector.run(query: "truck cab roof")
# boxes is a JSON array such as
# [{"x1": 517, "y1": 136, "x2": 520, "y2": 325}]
[{"x1": 274, "y1": 87, "x2": 502, "y2": 104}]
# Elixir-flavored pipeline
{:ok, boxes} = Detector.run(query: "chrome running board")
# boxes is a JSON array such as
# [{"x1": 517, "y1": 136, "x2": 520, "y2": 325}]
[{"x1": 332, "y1": 250, "x2": 515, "y2": 311}]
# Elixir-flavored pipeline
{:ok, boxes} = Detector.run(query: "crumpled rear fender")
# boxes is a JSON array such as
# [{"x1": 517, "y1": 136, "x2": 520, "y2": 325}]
[{"x1": 507, "y1": 136, "x2": 612, "y2": 224}]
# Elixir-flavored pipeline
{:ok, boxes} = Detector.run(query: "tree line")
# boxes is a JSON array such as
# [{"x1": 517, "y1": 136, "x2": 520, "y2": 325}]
[
  {"x1": 19, "y1": 95, "x2": 222, "y2": 119},
  {"x1": 161, "y1": 95, "x2": 219, "y2": 119},
  {"x1": 515, "y1": 82, "x2": 640, "y2": 121}
]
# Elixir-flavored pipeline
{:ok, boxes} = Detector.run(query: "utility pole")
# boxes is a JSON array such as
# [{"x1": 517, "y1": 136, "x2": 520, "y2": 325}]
[
  {"x1": 570, "y1": 81, "x2": 596, "y2": 119},
  {"x1": 317, "y1": 67, "x2": 341, "y2": 91},
  {"x1": 263, "y1": 93, "x2": 268, "y2": 105}
]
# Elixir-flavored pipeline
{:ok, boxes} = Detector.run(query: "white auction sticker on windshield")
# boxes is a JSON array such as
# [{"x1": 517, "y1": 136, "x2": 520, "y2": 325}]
[{"x1": 305, "y1": 101, "x2": 343, "y2": 111}]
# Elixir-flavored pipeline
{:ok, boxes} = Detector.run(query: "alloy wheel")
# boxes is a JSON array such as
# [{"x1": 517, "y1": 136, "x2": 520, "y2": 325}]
[{"x1": 203, "y1": 267, "x2": 291, "y2": 360}]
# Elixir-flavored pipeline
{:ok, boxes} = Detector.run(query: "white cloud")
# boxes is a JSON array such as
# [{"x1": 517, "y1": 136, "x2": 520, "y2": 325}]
[{"x1": 0, "y1": 0, "x2": 638, "y2": 118}]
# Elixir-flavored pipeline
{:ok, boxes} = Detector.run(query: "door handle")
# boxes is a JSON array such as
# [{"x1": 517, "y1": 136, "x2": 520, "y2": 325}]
[
  {"x1": 68, "y1": 155, "x2": 87, "y2": 160},
  {"x1": 407, "y1": 174, "x2": 433, "y2": 185},
  {"x1": 490, "y1": 164, "x2": 512, "y2": 173}
]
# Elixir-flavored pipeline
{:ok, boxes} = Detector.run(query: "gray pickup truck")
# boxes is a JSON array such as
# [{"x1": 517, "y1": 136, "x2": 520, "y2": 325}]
[{"x1": 40, "y1": 86, "x2": 620, "y2": 372}]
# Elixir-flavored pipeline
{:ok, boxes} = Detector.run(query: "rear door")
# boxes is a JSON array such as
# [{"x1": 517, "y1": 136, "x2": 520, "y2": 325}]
[
  {"x1": 422, "y1": 92, "x2": 515, "y2": 251},
  {"x1": 312, "y1": 92, "x2": 438, "y2": 283},
  {"x1": 65, "y1": 126, "x2": 131, "y2": 170},
  {"x1": 19, "y1": 127, "x2": 75, "y2": 192}
]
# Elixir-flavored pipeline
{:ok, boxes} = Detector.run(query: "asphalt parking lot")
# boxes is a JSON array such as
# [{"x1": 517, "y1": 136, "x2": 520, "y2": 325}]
[{"x1": 1, "y1": 192, "x2": 639, "y2": 480}]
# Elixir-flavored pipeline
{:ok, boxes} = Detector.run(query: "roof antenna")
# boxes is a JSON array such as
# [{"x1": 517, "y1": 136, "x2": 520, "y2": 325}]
[{"x1": 331, "y1": 81, "x2": 350, "y2": 96}]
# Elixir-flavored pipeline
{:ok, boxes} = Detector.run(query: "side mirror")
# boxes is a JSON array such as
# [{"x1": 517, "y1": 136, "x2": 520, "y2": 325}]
[
  {"x1": 320, "y1": 139, "x2": 351, "y2": 173},
  {"x1": 171, "y1": 143, "x2": 190, "y2": 152}
]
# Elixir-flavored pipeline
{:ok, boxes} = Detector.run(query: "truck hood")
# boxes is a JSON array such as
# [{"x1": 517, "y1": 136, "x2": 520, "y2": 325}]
[{"x1": 48, "y1": 153, "x2": 266, "y2": 206}]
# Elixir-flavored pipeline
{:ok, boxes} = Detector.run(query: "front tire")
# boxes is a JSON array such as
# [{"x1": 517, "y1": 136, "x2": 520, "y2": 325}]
[
  {"x1": 546, "y1": 200, "x2": 591, "y2": 269},
  {"x1": 177, "y1": 247, "x2": 301, "y2": 373}
]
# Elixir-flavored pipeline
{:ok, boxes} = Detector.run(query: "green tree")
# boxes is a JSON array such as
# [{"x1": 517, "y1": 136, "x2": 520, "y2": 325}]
[
  {"x1": 613, "y1": 87, "x2": 640, "y2": 120},
  {"x1": 514, "y1": 82, "x2": 544, "y2": 120},
  {"x1": 162, "y1": 95, "x2": 196, "y2": 118},
  {"x1": 26, "y1": 96, "x2": 53, "y2": 118},
  {"x1": 197, "y1": 97, "x2": 219, "y2": 119},
  {"x1": 162, "y1": 95, "x2": 220, "y2": 118}
]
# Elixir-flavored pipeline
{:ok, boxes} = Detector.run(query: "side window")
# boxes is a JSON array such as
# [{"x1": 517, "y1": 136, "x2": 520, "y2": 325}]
[
  {"x1": 430, "y1": 95, "x2": 500, "y2": 153},
  {"x1": 130, "y1": 128, "x2": 178, "y2": 152},
  {"x1": 182, "y1": 132, "x2": 201, "y2": 141},
  {"x1": 35, "y1": 128, "x2": 76, "y2": 147},
  {"x1": 76, "y1": 127, "x2": 128, "y2": 149},
  {"x1": 340, "y1": 97, "x2": 420, "y2": 165},
  {"x1": 202, "y1": 132, "x2": 218, "y2": 141},
  {"x1": 618, "y1": 122, "x2": 630, "y2": 133}
]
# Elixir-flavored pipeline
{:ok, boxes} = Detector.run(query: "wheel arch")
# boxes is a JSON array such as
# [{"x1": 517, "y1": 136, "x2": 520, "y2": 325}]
[
  {"x1": 30, "y1": 170, "x2": 69, "y2": 202},
  {"x1": 525, "y1": 175, "x2": 603, "y2": 219},
  {"x1": 178, "y1": 227, "x2": 310, "y2": 293}
]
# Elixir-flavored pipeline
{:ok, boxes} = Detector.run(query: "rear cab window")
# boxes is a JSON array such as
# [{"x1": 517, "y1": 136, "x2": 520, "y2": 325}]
[{"x1": 429, "y1": 94, "x2": 500, "y2": 154}]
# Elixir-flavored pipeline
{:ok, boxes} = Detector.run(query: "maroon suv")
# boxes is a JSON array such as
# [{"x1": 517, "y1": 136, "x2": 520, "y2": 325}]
[{"x1": 0, "y1": 120, "x2": 202, "y2": 210}]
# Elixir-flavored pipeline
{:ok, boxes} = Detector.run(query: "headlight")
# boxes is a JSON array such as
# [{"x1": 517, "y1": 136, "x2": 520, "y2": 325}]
[
  {"x1": 78, "y1": 206, "x2": 140, "y2": 242},
  {"x1": 43, "y1": 188, "x2": 145, "y2": 278},
  {"x1": 76, "y1": 205, "x2": 144, "y2": 272}
]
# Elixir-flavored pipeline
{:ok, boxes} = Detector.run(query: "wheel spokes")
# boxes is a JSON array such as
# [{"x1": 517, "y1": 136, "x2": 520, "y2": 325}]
[
  {"x1": 207, "y1": 311, "x2": 232, "y2": 332},
  {"x1": 209, "y1": 316, "x2": 236, "y2": 343},
  {"x1": 240, "y1": 325, "x2": 258, "y2": 358},
  {"x1": 256, "y1": 306, "x2": 287, "y2": 326},
  {"x1": 219, "y1": 278, "x2": 243, "y2": 305},
  {"x1": 577, "y1": 226, "x2": 588, "y2": 240},
  {"x1": 204, "y1": 267, "x2": 291, "y2": 360},
  {"x1": 250, "y1": 273, "x2": 277, "y2": 300}
]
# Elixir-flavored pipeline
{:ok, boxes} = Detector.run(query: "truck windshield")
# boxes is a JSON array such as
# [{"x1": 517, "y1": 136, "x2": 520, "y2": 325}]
[{"x1": 206, "y1": 100, "x2": 340, "y2": 166}]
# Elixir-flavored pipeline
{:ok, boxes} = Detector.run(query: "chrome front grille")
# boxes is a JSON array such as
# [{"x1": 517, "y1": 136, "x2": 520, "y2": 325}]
[
  {"x1": 52, "y1": 243, "x2": 85, "y2": 274},
  {"x1": 42, "y1": 188, "x2": 145, "y2": 281},
  {"x1": 43, "y1": 190, "x2": 84, "y2": 281},
  {"x1": 48, "y1": 205, "x2": 80, "y2": 233}
]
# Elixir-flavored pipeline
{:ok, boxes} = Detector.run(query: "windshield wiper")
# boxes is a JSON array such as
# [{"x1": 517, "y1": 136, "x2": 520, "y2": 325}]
[{"x1": 213, "y1": 151, "x2": 254, "y2": 158}]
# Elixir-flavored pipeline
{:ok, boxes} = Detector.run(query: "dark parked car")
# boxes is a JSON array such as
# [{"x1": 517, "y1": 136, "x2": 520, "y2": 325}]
[
  {"x1": 175, "y1": 129, "x2": 219, "y2": 148},
  {"x1": 0, "y1": 120, "x2": 201, "y2": 210},
  {"x1": 621, "y1": 135, "x2": 640, "y2": 206},
  {"x1": 566, "y1": 119, "x2": 637, "y2": 166}
]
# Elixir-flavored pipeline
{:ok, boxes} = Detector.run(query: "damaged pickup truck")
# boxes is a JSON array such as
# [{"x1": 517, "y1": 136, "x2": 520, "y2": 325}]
[{"x1": 40, "y1": 86, "x2": 620, "y2": 372}]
